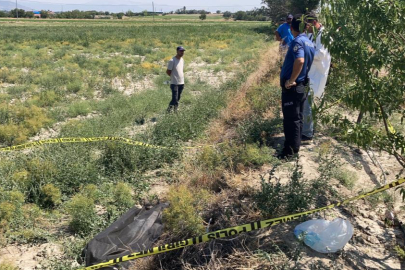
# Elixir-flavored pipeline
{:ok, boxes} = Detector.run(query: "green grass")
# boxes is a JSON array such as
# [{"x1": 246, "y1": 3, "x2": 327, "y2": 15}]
[{"x1": 0, "y1": 19, "x2": 272, "y2": 146}]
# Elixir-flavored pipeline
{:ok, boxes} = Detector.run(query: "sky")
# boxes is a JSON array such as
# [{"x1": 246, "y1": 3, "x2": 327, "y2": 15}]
[{"x1": 15, "y1": 0, "x2": 265, "y2": 12}]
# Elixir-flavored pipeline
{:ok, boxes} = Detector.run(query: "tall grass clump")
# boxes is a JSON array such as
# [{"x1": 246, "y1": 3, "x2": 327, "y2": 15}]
[{"x1": 164, "y1": 185, "x2": 211, "y2": 238}]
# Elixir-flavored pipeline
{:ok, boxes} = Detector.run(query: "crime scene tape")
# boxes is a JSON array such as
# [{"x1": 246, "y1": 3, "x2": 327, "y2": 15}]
[
  {"x1": 0, "y1": 137, "x2": 215, "y2": 152},
  {"x1": 83, "y1": 178, "x2": 405, "y2": 270}
]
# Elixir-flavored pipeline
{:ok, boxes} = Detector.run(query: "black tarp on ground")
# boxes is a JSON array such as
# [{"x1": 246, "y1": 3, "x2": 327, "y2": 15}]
[{"x1": 83, "y1": 203, "x2": 169, "y2": 269}]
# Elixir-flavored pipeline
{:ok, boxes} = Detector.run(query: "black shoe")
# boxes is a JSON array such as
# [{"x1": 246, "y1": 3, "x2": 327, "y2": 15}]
[
  {"x1": 276, "y1": 151, "x2": 297, "y2": 160},
  {"x1": 301, "y1": 135, "x2": 313, "y2": 141}
]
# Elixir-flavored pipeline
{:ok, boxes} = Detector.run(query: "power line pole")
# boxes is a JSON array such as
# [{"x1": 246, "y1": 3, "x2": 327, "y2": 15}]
[
  {"x1": 152, "y1": 2, "x2": 154, "y2": 22},
  {"x1": 16, "y1": 0, "x2": 18, "y2": 19}
]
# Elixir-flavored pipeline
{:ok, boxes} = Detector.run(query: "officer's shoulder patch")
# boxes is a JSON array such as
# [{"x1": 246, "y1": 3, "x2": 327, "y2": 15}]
[{"x1": 293, "y1": 45, "x2": 299, "y2": 52}]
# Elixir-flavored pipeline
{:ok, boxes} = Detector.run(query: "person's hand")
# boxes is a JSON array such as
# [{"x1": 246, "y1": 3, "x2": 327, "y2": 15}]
[{"x1": 285, "y1": 79, "x2": 296, "y2": 89}]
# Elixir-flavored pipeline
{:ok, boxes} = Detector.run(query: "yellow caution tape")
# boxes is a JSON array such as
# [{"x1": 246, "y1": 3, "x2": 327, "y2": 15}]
[
  {"x1": 0, "y1": 137, "x2": 213, "y2": 152},
  {"x1": 83, "y1": 178, "x2": 405, "y2": 270}
]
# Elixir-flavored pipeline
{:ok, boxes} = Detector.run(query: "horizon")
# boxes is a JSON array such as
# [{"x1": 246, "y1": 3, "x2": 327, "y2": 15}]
[{"x1": 1, "y1": 0, "x2": 264, "y2": 13}]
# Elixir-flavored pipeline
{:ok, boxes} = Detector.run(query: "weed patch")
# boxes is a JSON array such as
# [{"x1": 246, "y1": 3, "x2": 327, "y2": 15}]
[
  {"x1": 164, "y1": 185, "x2": 211, "y2": 238},
  {"x1": 255, "y1": 162, "x2": 323, "y2": 217}
]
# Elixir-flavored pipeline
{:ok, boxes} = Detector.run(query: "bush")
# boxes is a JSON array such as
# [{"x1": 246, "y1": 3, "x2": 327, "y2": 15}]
[
  {"x1": 0, "y1": 190, "x2": 25, "y2": 224},
  {"x1": 223, "y1": 11, "x2": 232, "y2": 19},
  {"x1": 40, "y1": 184, "x2": 62, "y2": 208},
  {"x1": 199, "y1": 12, "x2": 207, "y2": 20},
  {"x1": 67, "y1": 80, "x2": 82, "y2": 93},
  {"x1": 36, "y1": 90, "x2": 59, "y2": 107},
  {"x1": 196, "y1": 146, "x2": 223, "y2": 171},
  {"x1": 394, "y1": 245, "x2": 405, "y2": 261},
  {"x1": 255, "y1": 161, "x2": 319, "y2": 217},
  {"x1": 237, "y1": 116, "x2": 283, "y2": 146},
  {"x1": 81, "y1": 184, "x2": 99, "y2": 201},
  {"x1": 11, "y1": 170, "x2": 30, "y2": 190},
  {"x1": 67, "y1": 101, "x2": 92, "y2": 118},
  {"x1": 0, "y1": 202, "x2": 16, "y2": 222},
  {"x1": 239, "y1": 144, "x2": 276, "y2": 167},
  {"x1": 113, "y1": 182, "x2": 134, "y2": 210},
  {"x1": 66, "y1": 194, "x2": 97, "y2": 236},
  {"x1": 164, "y1": 185, "x2": 211, "y2": 238},
  {"x1": 25, "y1": 158, "x2": 58, "y2": 204},
  {"x1": 333, "y1": 168, "x2": 358, "y2": 189},
  {"x1": 197, "y1": 143, "x2": 278, "y2": 173}
]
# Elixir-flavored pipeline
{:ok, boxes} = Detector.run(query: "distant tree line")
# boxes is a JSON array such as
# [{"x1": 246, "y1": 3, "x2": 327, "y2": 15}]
[
  {"x1": 0, "y1": 9, "x2": 40, "y2": 18},
  {"x1": 0, "y1": 9, "x2": 164, "y2": 19},
  {"x1": 231, "y1": 7, "x2": 269, "y2": 21},
  {"x1": 219, "y1": 7, "x2": 269, "y2": 21},
  {"x1": 173, "y1": 7, "x2": 212, "y2": 15}
]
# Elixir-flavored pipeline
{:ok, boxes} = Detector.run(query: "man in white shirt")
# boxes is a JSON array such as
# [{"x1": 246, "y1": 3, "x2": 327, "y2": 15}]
[
  {"x1": 302, "y1": 14, "x2": 331, "y2": 141},
  {"x1": 166, "y1": 46, "x2": 185, "y2": 112}
]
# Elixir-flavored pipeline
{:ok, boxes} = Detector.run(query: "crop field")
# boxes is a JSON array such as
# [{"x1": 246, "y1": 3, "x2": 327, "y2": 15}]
[{"x1": 0, "y1": 18, "x2": 273, "y2": 269}]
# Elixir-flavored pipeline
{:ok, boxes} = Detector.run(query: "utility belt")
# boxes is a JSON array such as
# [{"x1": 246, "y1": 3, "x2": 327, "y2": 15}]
[
  {"x1": 281, "y1": 77, "x2": 310, "y2": 95},
  {"x1": 280, "y1": 77, "x2": 310, "y2": 87}
]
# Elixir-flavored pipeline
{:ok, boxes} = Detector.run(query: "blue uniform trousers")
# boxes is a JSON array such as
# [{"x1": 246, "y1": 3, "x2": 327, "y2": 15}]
[{"x1": 281, "y1": 81, "x2": 307, "y2": 155}]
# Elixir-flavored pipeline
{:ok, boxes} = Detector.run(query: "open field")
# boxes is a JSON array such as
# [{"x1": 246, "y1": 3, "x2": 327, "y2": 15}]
[{"x1": 0, "y1": 19, "x2": 270, "y2": 144}]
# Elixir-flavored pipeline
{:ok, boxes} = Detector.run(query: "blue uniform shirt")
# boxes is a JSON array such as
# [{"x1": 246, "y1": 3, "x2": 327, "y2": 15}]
[
  {"x1": 280, "y1": 33, "x2": 315, "y2": 83},
  {"x1": 277, "y1": 23, "x2": 294, "y2": 46}
]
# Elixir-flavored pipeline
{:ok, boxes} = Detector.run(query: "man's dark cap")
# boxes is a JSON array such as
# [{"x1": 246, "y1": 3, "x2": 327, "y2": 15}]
[
  {"x1": 306, "y1": 12, "x2": 318, "y2": 21},
  {"x1": 177, "y1": 46, "x2": 186, "y2": 51}
]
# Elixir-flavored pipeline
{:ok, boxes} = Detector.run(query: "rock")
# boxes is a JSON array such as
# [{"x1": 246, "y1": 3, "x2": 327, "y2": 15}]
[
  {"x1": 357, "y1": 221, "x2": 368, "y2": 230},
  {"x1": 376, "y1": 220, "x2": 385, "y2": 227},
  {"x1": 71, "y1": 261, "x2": 80, "y2": 268},
  {"x1": 366, "y1": 235, "x2": 380, "y2": 244},
  {"x1": 368, "y1": 213, "x2": 377, "y2": 221},
  {"x1": 361, "y1": 211, "x2": 368, "y2": 218},
  {"x1": 355, "y1": 235, "x2": 366, "y2": 244}
]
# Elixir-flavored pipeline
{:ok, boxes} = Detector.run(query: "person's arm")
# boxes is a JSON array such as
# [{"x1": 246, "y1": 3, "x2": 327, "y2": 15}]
[
  {"x1": 275, "y1": 30, "x2": 282, "y2": 41},
  {"x1": 166, "y1": 60, "x2": 173, "y2": 77},
  {"x1": 285, "y1": 58, "x2": 304, "y2": 88},
  {"x1": 285, "y1": 42, "x2": 305, "y2": 89}
]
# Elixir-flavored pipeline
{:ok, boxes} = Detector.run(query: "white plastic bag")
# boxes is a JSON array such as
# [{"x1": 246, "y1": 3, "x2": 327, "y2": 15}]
[{"x1": 294, "y1": 218, "x2": 353, "y2": 253}]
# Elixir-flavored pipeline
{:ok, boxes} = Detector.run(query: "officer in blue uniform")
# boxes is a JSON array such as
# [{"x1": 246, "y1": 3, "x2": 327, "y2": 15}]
[{"x1": 278, "y1": 18, "x2": 315, "y2": 159}]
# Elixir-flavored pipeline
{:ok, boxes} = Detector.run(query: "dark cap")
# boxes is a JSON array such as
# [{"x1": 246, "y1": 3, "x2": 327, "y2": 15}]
[
  {"x1": 177, "y1": 46, "x2": 186, "y2": 51},
  {"x1": 306, "y1": 12, "x2": 318, "y2": 21}
]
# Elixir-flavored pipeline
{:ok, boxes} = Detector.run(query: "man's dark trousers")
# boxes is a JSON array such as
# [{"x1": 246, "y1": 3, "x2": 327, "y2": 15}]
[
  {"x1": 281, "y1": 82, "x2": 307, "y2": 155},
  {"x1": 168, "y1": 84, "x2": 184, "y2": 111}
]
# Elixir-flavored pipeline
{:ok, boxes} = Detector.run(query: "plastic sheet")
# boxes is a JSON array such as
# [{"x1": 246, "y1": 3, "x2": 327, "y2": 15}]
[
  {"x1": 83, "y1": 203, "x2": 169, "y2": 269},
  {"x1": 294, "y1": 218, "x2": 353, "y2": 253}
]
